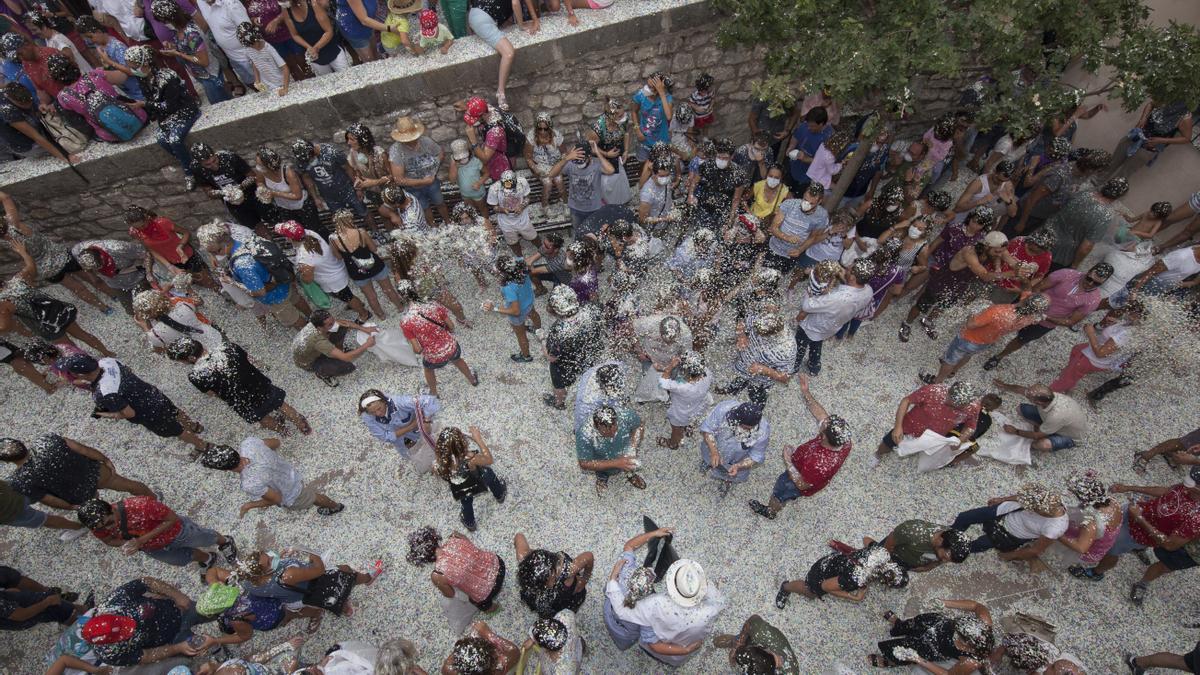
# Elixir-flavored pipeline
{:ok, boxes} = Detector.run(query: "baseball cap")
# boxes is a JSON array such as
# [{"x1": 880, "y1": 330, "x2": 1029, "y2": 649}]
[{"x1": 82, "y1": 614, "x2": 137, "y2": 644}]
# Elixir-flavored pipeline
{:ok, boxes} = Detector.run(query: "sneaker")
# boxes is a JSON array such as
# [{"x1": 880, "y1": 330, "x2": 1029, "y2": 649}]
[
  {"x1": 494, "y1": 480, "x2": 508, "y2": 504},
  {"x1": 542, "y1": 393, "x2": 566, "y2": 410},
  {"x1": 982, "y1": 356, "x2": 1001, "y2": 371},
  {"x1": 366, "y1": 559, "x2": 385, "y2": 581},
  {"x1": 749, "y1": 500, "x2": 776, "y2": 520},
  {"x1": 626, "y1": 473, "x2": 646, "y2": 490},
  {"x1": 59, "y1": 527, "x2": 87, "y2": 542},
  {"x1": 1124, "y1": 653, "x2": 1146, "y2": 675},
  {"x1": 510, "y1": 353, "x2": 533, "y2": 363},
  {"x1": 319, "y1": 375, "x2": 340, "y2": 387},
  {"x1": 898, "y1": 322, "x2": 911, "y2": 342},
  {"x1": 919, "y1": 316, "x2": 938, "y2": 340},
  {"x1": 197, "y1": 552, "x2": 218, "y2": 572},
  {"x1": 218, "y1": 536, "x2": 238, "y2": 564},
  {"x1": 774, "y1": 583, "x2": 789, "y2": 609},
  {"x1": 717, "y1": 481, "x2": 732, "y2": 498}
]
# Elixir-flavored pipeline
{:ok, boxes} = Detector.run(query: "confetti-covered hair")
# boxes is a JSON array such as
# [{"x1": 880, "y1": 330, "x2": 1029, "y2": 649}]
[
  {"x1": 345, "y1": 122, "x2": 375, "y2": 149},
  {"x1": 200, "y1": 444, "x2": 240, "y2": 471},
  {"x1": 946, "y1": 381, "x2": 979, "y2": 408},
  {"x1": 124, "y1": 45, "x2": 155, "y2": 70},
  {"x1": 1017, "y1": 481, "x2": 1063, "y2": 514},
  {"x1": 968, "y1": 204, "x2": 996, "y2": 228},
  {"x1": 1100, "y1": 176, "x2": 1129, "y2": 200},
  {"x1": 433, "y1": 427, "x2": 469, "y2": 481},
  {"x1": 1046, "y1": 136, "x2": 1071, "y2": 161},
  {"x1": 823, "y1": 415, "x2": 851, "y2": 446},
  {"x1": 1015, "y1": 293, "x2": 1050, "y2": 317},
  {"x1": 46, "y1": 54, "x2": 79, "y2": 85},
  {"x1": 256, "y1": 146, "x2": 282, "y2": 170},
  {"x1": 76, "y1": 498, "x2": 114, "y2": 529},
  {"x1": 1066, "y1": 469, "x2": 1108, "y2": 506},
  {"x1": 547, "y1": 284, "x2": 580, "y2": 318},
  {"x1": 531, "y1": 618, "x2": 568, "y2": 651},
  {"x1": 0, "y1": 437, "x2": 27, "y2": 462},
  {"x1": 517, "y1": 549, "x2": 557, "y2": 590},
  {"x1": 290, "y1": 138, "x2": 315, "y2": 165},
  {"x1": 235, "y1": 21, "x2": 263, "y2": 47},
  {"x1": 165, "y1": 337, "x2": 202, "y2": 362},
  {"x1": 451, "y1": 637, "x2": 496, "y2": 675},
  {"x1": 925, "y1": 190, "x2": 951, "y2": 211},
  {"x1": 623, "y1": 566, "x2": 656, "y2": 608},
  {"x1": 405, "y1": 526, "x2": 441, "y2": 565}
]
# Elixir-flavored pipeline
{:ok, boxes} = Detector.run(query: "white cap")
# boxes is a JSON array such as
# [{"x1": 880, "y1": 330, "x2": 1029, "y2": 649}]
[
  {"x1": 983, "y1": 231, "x2": 1008, "y2": 247},
  {"x1": 450, "y1": 139, "x2": 469, "y2": 161}
]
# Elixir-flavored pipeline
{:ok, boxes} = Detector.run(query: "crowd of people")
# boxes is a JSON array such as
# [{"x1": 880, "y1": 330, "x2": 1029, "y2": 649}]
[{"x1": 1, "y1": 8, "x2": 1200, "y2": 671}]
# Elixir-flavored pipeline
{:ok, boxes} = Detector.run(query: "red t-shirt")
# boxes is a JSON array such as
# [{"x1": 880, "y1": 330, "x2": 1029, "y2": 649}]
[
  {"x1": 1131, "y1": 485, "x2": 1200, "y2": 547},
  {"x1": 400, "y1": 303, "x2": 458, "y2": 364},
  {"x1": 91, "y1": 496, "x2": 182, "y2": 550},
  {"x1": 789, "y1": 436, "x2": 852, "y2": 496},
  {"x1": 23, "y1": 47, "x2": 65, "y2": 98},
  {"x1": 130, "y1": 217, "x2": 193, "y2": 265},
  {"x1": 999, "y1": 237, "x2": 1051, "y2": 290},
  {"x1": 901, "y1": 384, "x2": 980, "y2": 438}
]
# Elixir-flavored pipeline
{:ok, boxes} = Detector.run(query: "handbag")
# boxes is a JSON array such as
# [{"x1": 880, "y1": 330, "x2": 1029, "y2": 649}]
[
  {"x1": 983, "y1": 509, "x2": 1031, "y2": 552},
  {"x1": 39, "y1": 107, "x2": 89, "y2": 154},
  {"x1": 27, "y1": 294, "x2": 76, "y2": 339}
]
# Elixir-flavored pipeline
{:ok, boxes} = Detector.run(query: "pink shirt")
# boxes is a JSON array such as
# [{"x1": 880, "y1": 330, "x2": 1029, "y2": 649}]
[
  {"x1": 807, "y1": 144, "x2": 842, "y2": 189},
  {"x1": 483, "y1": 125, "x2": 510, "y2": 181},
  {"x1": 435, "y1": 535, "x2": 500, "y2": 604},
  {"x1": 1039, "y1": 268, "x2": 1101, "y2": 328},
  {"x1": 922, "y1": 128, "x2": 954, "y2": 164}
]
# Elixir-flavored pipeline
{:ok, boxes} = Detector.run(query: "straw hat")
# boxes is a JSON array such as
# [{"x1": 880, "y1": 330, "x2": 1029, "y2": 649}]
[
  {"x1": 387, "y1": 0, "x2": 421, "y2": 14},
  {"x1": 664, "y1": 559, "x2": 706, "y2": 607},
  {"x1": 390, "y1": 116, "x2": 425, "y2": 143}
]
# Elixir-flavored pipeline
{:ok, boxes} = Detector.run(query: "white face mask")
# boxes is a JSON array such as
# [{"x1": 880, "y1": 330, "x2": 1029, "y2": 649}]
[
  {"x1": 655, "y1": 175, "x2": 670, "y2": 185},
  {"x1": 765, "y1": 177, "x2": 781, "y2": 188},
  {"x1": 800, "y1": 200, "x2": 816, "y2": 213},
  {"x1": 869, "y1": 143, "x2": 880, "y2": 153},
  {"x1": 885, "y1": 203, "x2": 899, "y2": 213},
  {"x1": 902, "y1": 152, "x2": 913, "y2": 162},
  {"x1": 616, "y1": 114, "x2": 628, "y2": 125},
  {"x1": 908, "y1": 226, "x2": 923, "y2": 239},
  {"x1": 641, "y1": 85, "x2": 654, "y2": 97},
  {"x1": 714, "y1": 158, "x2": 730, "y2": 169}
]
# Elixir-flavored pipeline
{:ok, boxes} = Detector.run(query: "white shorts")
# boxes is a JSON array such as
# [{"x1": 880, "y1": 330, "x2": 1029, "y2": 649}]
[
  {"x1": 502, "y1": 222, "x2": 538, "y2": 245},
  {"x1": 310, "y1": 48, "x2": 351, "y2": 75}
]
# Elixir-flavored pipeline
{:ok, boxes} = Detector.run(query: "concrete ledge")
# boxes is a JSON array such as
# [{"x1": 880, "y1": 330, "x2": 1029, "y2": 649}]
[{"x1": 0, "y1": 0, "x2": 714, "y2": 195}]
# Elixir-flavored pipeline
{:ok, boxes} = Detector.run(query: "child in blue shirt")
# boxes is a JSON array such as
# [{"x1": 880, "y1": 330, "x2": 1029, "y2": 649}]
[{"x1": 482, "y1": 255, "x2": 541, "y2": 363}]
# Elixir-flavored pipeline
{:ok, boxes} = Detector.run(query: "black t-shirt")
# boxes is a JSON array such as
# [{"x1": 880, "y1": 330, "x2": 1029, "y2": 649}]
[
  {"x1": 546, "y1": 306, "x2": 603, "y2": 371},
  {"x1": 7, "y1": 434, "x2": 100, "y2": 506},
  {"x1": 470, "y1": 0, "x2": 514, "y2": 24},
  {"x1": 91, "y1": 359, "x2": 175, "y2": 423},
  {"x1": 696, "y1": 162, "x2": 748, "y2": 212},
  {"x1": 188, "y1": 342, "x2": 278, "y2": 420},
  {"x1": 93, "y1": 579, "x2": 183, "y2": 667},
  {"x1": 0, "y1": 99, "x2": 38, "y2": 156},
  {"x1": 192, "y1": 150, "x2": 252, "y2": 190},
  {"x1": 0, "y1": 591, "x2": 18, "y2": 619}
]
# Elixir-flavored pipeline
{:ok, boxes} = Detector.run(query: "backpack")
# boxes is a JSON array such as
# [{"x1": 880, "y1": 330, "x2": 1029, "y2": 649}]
[
  {"x1": 498, "y1": 110, "x2": 525, "y2": 156},
  {"x1": 66, "y1": 80, "x2": 143, "y2": 142},
  {"x1": 230, "y1": 236, "x2": 296, "y2": 286}
]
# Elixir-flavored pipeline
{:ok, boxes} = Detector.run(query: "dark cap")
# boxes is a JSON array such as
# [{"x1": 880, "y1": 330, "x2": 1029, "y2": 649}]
[
  {"x1": 57, "y1": 353, "x2": 99, "y2": 376},
  {"x1": 727, "y1": 402, "x2": 763, "y2": 427}
]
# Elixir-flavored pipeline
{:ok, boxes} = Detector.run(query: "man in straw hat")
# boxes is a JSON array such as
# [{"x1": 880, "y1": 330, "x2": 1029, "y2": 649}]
[{"x1": 389, "y1": 115, "x2": 450, "y2": 226}]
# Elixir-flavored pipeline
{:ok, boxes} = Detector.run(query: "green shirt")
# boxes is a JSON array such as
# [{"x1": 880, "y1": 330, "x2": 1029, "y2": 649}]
[
  {"x1": 888, "y1": 519, "x2": 943, "y2": 569},
  {"x1": 0, "y1": 480, "x2": 28, "y2": 524},
  {"x1": 575, "y1": 409, "x2": 641, "y2": 463},
  {"x1": 745, "y1": 615, "x2": 799, "y2": 675}
]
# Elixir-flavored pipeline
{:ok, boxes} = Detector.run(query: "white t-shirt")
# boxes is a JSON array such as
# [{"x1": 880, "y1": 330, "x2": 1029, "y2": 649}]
[
  {"x1": 1083, "y1": 322, "x2": 1133, "y2": 370},
  {"x1": 1155, "y1": 247, "x2": 1200, "y2": 288},
  {"x1": 997, "y1": 501, "x2": 1069, "y2": 540},
  {"x1": 1037, "y1": 394, "x2": 1089, "y2": 439},
  {"x1": 1100, "y1": 246, "x2": 1155, "y2": 297},
  {"x1": 195, "y1": 0, "x2": 251, "y2": 62},
  {"x1": 239, "y1": 436, "x2": 304, "y2": 506},
  {"x1": 245, "y1": 42, "x2": 286, "y2": 91},
  {"x1": 660, "y1": 374, "x2": 712, "y2": 427},
  {"x1": 46, "y1": 33, "x2": 91, "y2": 72},
  {"x1": 88, "y1": 0, "x2": 146, "y2": 42},
  {"x1": 294, "y1": 231, "x2": 351, "y2": 292},
  {"x1": 487, "y1": 177, "x2": 532, "y2": 232}
]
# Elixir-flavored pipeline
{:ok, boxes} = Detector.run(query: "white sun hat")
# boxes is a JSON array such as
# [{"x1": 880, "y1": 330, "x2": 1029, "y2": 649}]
[{"x1": 664, "y1": 559, "x2": 707, "y2": 607}]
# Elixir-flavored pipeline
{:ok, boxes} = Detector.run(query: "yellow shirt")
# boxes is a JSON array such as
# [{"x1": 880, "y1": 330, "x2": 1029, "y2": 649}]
[
  {"x1": 750, "y1": 180, "x2": 789, "y2": 219},
  {"x1": 381, "y1": 14, "x2": 410, "y2": 49}
]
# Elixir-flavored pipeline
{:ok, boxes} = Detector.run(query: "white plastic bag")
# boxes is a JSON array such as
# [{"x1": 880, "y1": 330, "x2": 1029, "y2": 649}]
[
  {"x1": 976, "y1": 411, "x2": 1034, "y2": 465},
  {"x1": 895, "y1": 430, "x2": 970, "y2": 473},
  {"x1": 354, "y1": 324, "x2": 420, "y2": 367},
  {"x1": 632, "y1": 363, "x2": 670, "y2": 403},
  {"x1": 439, "y1": 588, "x2": 477, "y2": 635}
]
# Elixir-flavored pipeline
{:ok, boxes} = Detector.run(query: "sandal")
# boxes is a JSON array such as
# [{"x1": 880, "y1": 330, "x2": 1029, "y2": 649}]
[
  {"x1": 1129, "y1": 581, "x2": 1148, "y2": 606},
  {"x1": 317, "y1": 503, "x2": 345, "y2": 516},
  {"x1": 898, "y1": 322, "x2": 911, "y2": 342},
  {"x1": 919, "y1": 316, "x2": 938, "y2": 340},
  {"x1": 542, "y1": 393, "x2": 566, "y2": 410},
  {"x1": 982, "y1": 356, "x2": 1002, "y2": 371},
  {"x1": 319, "y1": 375, "x2": 340, "y2": 388},
  {"x1": 655, "y1": 437, "x2": 677, "y2": 449},
  {"x1": 868, "y1": 654, "x2": 889, "y2": 668},
  {"x1": 918, "y1": 372, "x2": 936, "y2": 384},
  {"x1": 595, "y1": 476, "x2": 608, "y2": 496},
  {"x1": 749, "y1": 500, "x2": 776, "y2": 520},
  {"x1": 1132, "y1": 454, "x2": 1149, "y2": 474},
  {"x1": 774, "y1": 583, "x2": 789, "y2": 609},
  {"x1": 295, "y1": 416, "x2": 313, "y2": 435},
  {"x1": 1068, "y1": 564, "x2": 1104, "y2": 581},
  {"x1": 469, "y1": 370, "x2": 480, "y2": 386},
  {"x1": 626, "y1": 473, "x2": 646, "y2": 490},
  {"x1": 305, "y1": 613, "x2": 323, "y2": 633},
  {"x1": 882, "y1": 610, "x2": 897, "y2": 623}
]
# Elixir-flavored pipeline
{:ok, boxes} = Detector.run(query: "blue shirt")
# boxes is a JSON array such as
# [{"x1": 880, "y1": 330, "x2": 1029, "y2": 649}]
[
  {"x1": 1, "y1": 60, "x2": 36, "y2": 99},
  {"x1": 501, "y1": 276, "x2": 534, "y2": 315},
  {"x1": 633, "y1": 90, "x2": 672, "y2": 148},
  {"x1": 602, "y1": 552, "x2": 646, "y2": 650},
  {"x1": 104, "y1": 41, "x2": 143, "y2": 100},
  {"x1": 230, "y1": 240, "x2": 289, "y2": 305},
  {"x1": 698, "y1": 400, "x2": 770, "y2": 484},
  {"x1": 789, "y1": 123, "x2": 832, "y2": 182},
  {"x1": 359, "y1": 393, "x2": 441, "y2": 458}
]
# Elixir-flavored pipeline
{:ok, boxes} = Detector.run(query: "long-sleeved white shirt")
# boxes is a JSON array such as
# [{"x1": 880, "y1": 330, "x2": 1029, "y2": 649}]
[{"x1": 799, "y1": 283, "x2": 873, "y2": 341}]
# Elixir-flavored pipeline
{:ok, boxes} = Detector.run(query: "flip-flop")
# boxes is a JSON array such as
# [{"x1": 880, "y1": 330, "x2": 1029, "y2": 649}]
[
  {"x1": 296, "y1": 417, "x2": 313, "y2": 435},
  {"x1": 655, "y1": 437, "x2": 676, "y2": 449},
  {"x1": 305, "y1": 614, "x2": 323, "y2": 633}
]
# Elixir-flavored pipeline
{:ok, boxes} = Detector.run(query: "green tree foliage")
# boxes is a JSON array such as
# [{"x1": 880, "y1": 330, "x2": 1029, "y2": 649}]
[{"x1": 715, "y1": 0, "x2": 1200, "y2": 132}]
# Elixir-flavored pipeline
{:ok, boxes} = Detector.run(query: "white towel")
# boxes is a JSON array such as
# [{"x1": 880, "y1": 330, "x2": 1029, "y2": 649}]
[{"x1": 354, "y1": 324, "x2": 420, "y2": 367}]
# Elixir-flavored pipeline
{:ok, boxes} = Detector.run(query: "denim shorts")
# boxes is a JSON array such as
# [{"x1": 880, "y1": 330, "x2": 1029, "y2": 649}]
[
  {"x1": 1107, "y1": 508, "x2": 1145, "y2": 556},
  {"x1": 941, "y1": 334, "x2": 991, "y2": 365},
  {"x1": 770, "y1": 471, "x2": 803, "y2": 503},
  {"x1": 353, "y1": 265, "x2": 392, "y2": 287},
  {"x1": 1017, "y1": 403, "x2": 1077, "y2": 450},
  {"x1": 468, "y1": 7, "x2": 505, "y2": 48},
  {"x1": 145, "y1": 516, "x2": 219, "y2": 566},
  {"x1": 7, "y1": 497, "x2": 48, "y2": 528},
  {"x1": 408, "y1": 178, "x2": 445, "y2": 207},
  {"x1": 508, "y1": 305, "x2": 533, "y2": 326}
]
